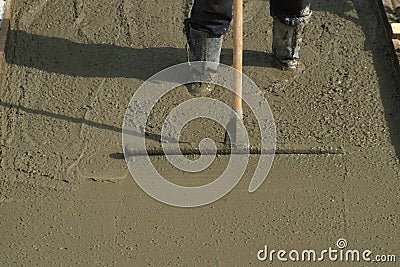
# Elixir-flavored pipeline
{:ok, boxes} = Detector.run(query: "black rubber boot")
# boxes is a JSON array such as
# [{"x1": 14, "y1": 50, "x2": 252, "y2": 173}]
[
  {"x1": 184, "y1": 20, "x2": 223, "y2": 96},
  {"x1": 272, "y1": 19, "x2": 306, "y2": 71}
]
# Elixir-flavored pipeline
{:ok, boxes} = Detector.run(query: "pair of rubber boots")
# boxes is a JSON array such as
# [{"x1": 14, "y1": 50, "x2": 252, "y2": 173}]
[{"x1": 184, "y1": 19, "x2": 307, "y2": 96}]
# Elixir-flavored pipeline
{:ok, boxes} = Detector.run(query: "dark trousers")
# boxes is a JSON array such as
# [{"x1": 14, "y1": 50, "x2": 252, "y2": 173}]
[{"x1": 190, "y1": 0, "x2": 311, "y2": 36}]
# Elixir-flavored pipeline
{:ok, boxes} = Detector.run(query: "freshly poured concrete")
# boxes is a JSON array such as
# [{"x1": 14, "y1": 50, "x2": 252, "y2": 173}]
[{"x1": 1, "y1": 0, "x2": 400, "y2": 265}]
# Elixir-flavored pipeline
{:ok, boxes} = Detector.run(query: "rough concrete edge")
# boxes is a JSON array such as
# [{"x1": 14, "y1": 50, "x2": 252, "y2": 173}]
[
  {"x1": 377, "y1": 0, "x2": 400, "y2": 78},
  {"x1": 0, "y1": 0, "x2": 16, "y2": 88}
]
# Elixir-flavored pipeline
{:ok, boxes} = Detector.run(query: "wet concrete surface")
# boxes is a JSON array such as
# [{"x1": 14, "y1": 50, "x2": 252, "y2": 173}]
[{"x1": 1, "y1": 0, "x2": 400, "y2": 265}]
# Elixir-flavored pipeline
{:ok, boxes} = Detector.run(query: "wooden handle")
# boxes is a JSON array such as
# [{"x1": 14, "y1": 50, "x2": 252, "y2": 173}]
[{"x1": 233, "y1": 0, "x2": 243, "y2": 113}]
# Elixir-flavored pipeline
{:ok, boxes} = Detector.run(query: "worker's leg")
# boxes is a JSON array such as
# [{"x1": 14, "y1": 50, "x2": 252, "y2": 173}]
[
  {"x1": 270, "y1": 0, "x2": 312, "y2": 70},
  {"x1": 183, "y1": 0, "x2": 233, "y2": 96},
  {"x1": 190, "y1": 0, "x2": 233, "y2": 36}
]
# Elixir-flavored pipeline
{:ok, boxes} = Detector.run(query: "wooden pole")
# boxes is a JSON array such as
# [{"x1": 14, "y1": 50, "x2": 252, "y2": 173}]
[
  {"x1": 224, "y1": 0, "x2": 245, "y2": 146},
  {"x1": 233, "y1": 0, "x2": 243, "y2": 118}
]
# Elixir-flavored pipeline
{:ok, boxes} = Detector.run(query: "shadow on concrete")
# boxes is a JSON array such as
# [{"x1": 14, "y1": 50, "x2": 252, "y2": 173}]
[
  {"x1": 0, "y1": 100, "x2": 167, "y2": 144},
  {"x1": 6, "y1": 30, "x2": 272, "y2": 80},
  {"x1": 370, "y1": 0, "x2": 400, "y2": 159}
]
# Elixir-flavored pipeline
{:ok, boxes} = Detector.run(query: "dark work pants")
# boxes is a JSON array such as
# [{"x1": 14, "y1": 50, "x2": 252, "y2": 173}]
[{"x1": 190, "y1": 0, "x2": 311, "y2": 36}]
